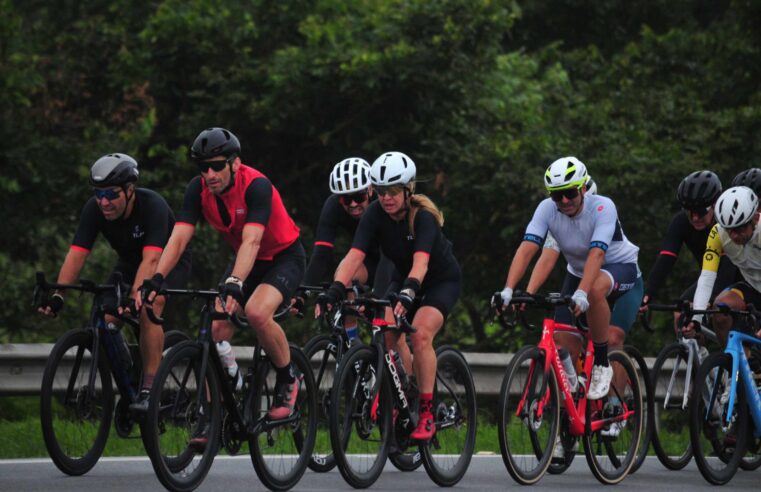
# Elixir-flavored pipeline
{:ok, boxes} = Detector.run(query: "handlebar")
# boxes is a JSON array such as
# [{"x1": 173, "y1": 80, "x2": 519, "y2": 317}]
[{"x1": 490, "y1": 291, "x2": 585, "y2": 332}]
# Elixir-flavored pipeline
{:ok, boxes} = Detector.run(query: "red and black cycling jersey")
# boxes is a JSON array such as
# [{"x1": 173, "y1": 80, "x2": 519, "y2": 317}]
[
  {"x1": 303, "y1": 194, "x2": 380, "y2": 286},
  {"x1": 351, "y1": 201, "x2": 459, "y2": 284},
  {"x1": 71, "y1": 188, "x2": 176, "y2": 266},
  {"x1": 645, "y1": 211, "x2": 737, "y2": 298},
  {"x1": 176, "y1": 163, "x2": 299, "y2": 260}
]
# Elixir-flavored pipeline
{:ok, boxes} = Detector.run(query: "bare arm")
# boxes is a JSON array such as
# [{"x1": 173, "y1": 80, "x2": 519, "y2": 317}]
[
  {"x1": 230, "y1": 225, "x2": 263, "y2": 280},
  {"x1": 155, "y1": 224, "x2": 194, "y2": 278},
  {"x1": 505, "y1": 241, "x2": 541, "y2": 290},
  {"x1": 334, "y1": 248, "x2": 366, "y2": 287},
  {"x1": 39, "y1": 248, "x2": 89, "y2": 316},
  {"x1": 526, "y1": 248, "x2": 560, "y2": 294},
  {"x1": 577, "y1": 247, "x2": 606, "y2": 294}
]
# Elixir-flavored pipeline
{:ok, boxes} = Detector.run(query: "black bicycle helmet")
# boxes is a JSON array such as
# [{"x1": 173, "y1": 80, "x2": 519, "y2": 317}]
[
  {"x1": 731, "y1": 168, "x2": 761, "y2": 197},
  {"x1": 190, "y1": 127, "x2": 241, "y2": 160},
  {"x1": 676, "y1": 170, "x2": 722, "y2": 209},
  {"x1": 89, "y1": 153, "x2": 139, "y2": 187}
]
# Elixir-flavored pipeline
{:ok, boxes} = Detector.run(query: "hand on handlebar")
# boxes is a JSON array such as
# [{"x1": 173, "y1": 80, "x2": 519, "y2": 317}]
[
  {"x1": 314, "y1": 281, "x2": 345, "y2": 318},
  {"x1": 571, "y1": 289, "x2": 589, "y2": 316},
  {"x1": 491, "y1": 288, "x2": 513, "y2": 315},
  {"x1": 682, "y1": 319, "x2": 701, "y2": 338},
  {"x1": 38, "y1": 292, "x2": 64, "y2": 318},
  {"x1": 137, "y1": 273, "x2": 164, "y2": 310},
  {"x1": 639, "y1": 294, "x2": 650, "y2": 313}
]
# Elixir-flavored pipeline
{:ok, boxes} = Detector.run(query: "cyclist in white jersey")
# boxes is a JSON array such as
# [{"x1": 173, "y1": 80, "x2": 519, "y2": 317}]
[
  {"x1": 685, "y1": 186, "x2": 761, "y2": 342},
  {"x1": 496, "y1": 157, "x2": 639, "y2": 400}
]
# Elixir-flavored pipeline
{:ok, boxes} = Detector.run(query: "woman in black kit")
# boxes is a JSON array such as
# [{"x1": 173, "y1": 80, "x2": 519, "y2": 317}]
[{"x1": 316, "y1": 151, "x2": 461, "y2": 442}]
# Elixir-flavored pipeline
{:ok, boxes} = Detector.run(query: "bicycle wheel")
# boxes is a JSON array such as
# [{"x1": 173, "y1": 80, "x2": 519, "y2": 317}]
[
  {"x1": 329, "y1": 343, "x2": 392, "y2": 488},
  {"x1": 690, "y1": 351, "x2": 749, "y2": 485},
  {"x1": 650, "y1": 342, "x2": 696, "y2": 470},
  {"x1": 498, "y1": 345, "x2": 559, "y2": 485},
  {"x1": 40, "y1": 328, "x2": 114, "y2": 476},
  {"x1": 583, "y1": 350, "x2": 643, "y2": 485},
  {"x1": 625, "y1": 344, "x2": 652, "y2": 474},
  {"x1": 740, "y1": 434, "x2": 761, "y2": 471},
  {"x1": 547, "y1": 408, "x2": 577, "y2": 474},
  {"x1": 303, "y1": 334, "x2": 338, "y2": 472},
  {"x1": 142, "y1": 340, "x2": 221, "y2": 492},
  {"x1": 248, "y1": 345, "x2": 317, "y2": 491},
  {"x1": 420, "y1": 346, "x2": 477, "y2": 486}
]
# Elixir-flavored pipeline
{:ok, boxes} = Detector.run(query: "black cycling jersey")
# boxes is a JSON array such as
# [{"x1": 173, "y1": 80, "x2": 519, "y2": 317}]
[
  {"x1": 645, "y1": 211, "x2": 738, "y2": 298},
  {"x1": 351, "y1": 201, "x2": 459, "y2": 284},
  {"x1": 72, "y1": 188, "x2": 176, "y2": 266},
  {"x1": 303, "y1": 194, "x2": 380, "y2": 286},
  {"x1": 176, "y1": 175, "x2": 272, "y2": 227}
]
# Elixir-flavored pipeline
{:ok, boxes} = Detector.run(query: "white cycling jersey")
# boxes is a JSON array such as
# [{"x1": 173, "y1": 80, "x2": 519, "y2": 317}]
[{"x1": 524, "y1": 194, "x2": 639, "y2": 277}]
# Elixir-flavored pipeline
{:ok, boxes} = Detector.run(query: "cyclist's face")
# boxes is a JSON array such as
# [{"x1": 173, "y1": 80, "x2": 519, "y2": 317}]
[
  {"x1": 200, "y1": 156, "x2": 237, "y2": 194},
  {"x1": 686, "y1": 206, "x2": 714, "y2": 230},
  {"x1": 726, "y1": 220, "x2": 756, "y2": 245},
  {"x1": 378, "y1": 186, "x2": 407, "y2": 217},
  {"x1": 554, "y1": 187, "x2": 584, "y2": 217},
  {"x1": 94, "y1": 186, "x2": 126, "y2": 220},
  {"x1": 338, "y1": 187, "x2": 372, "y2": 219}
]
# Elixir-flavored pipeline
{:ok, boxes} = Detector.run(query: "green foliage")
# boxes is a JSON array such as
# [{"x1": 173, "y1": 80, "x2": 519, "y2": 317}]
[{"x1": 2, "y1": 0, "x2": 760, "y2": 356}]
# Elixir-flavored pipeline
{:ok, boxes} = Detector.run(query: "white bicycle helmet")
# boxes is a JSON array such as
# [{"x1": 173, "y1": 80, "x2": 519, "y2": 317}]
[
  {"x1": 369, "y1": 151, "x2": 416, "y2": 186},
  {"x1": 586, "y1": 175, "x2": 598, "y2": 195},
  {"x1": 715, "y1": 186, "x2": 759, "y2": 228},
  {"x1": 544, "y1": 156, "x2": 588, "y2": 191},
  {"x1": 329, "y1": 157, "x2": 371, "y2": 194}
]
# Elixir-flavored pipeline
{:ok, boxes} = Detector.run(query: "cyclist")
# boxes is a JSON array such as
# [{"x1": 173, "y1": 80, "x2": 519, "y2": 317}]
[
  {"x1": 38, "y1": 153, "x2": 191, "y2": 411},
  {"x1": 641, "y1": 171, "x2": 738, "y2": 336},
  {"x1": 138, "y1": 127, "x2": 305, "y2": 432},
  {"x1": 315, "y1": 151, "x2": 461, "y2": 442},
  {"x1": 295, "y1": 158, "x2": 388, "y2": 335},
  {"x1": 731, "y1": 168, "x2": 761, "y2": 196},
  {"x1": 496, "y1": 156, "x2": 640, "y2": 401},
  {"x1": 685, "y1": 186, "x2": 761, "y2": 342}
]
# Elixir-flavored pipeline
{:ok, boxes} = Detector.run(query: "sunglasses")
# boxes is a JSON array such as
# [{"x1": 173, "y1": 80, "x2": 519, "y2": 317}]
[
  {"x1": 375, "y1": 185, "x2": 406, "y2": 197},
  {"x1": 339, "y1": 191, "x2": 369, "y2": 205},
  {"x1": 93, "y1": 188, "x2": 122, "y2": 201},
  {"x1": 196, "y1": 156, "x2": 233, "y2": 174},
  {"x1": 684, "y1": 206, "x2": 712, "y2": 219},
  {"x1": 549, "y1": 187, "x2": 580, "y2": 202},
  {"x1": 726, "y1": 221, "x2": 753, "y2": 233}
]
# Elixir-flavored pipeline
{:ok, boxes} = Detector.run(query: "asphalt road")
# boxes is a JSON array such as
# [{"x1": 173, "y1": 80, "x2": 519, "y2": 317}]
[{"x1": 0, "y1": 455, "x2": 757, "y2": 491}]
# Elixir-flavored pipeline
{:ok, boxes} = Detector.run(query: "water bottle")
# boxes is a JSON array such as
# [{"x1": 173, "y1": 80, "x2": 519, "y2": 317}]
[
  {"x1": 102, "y1": 322, "x2": 135, "y2": 401},
  {"x1": 345, "y1": 324, "x2": 358, "y2": 341},
  {"x1": 105, "y1": 322, "x2": 133, "y2": 371},
  {"x1": 559, "y1": 348, "x2": 578, "y2": 392},
  {"x1": 217, "y1": 341, "x2": 243, "y2": 391}
]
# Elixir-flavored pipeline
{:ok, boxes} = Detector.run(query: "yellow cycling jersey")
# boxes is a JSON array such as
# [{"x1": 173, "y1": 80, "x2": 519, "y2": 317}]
[{"x1": 701, "y1": 223, "x2": 761, "y2": 291}]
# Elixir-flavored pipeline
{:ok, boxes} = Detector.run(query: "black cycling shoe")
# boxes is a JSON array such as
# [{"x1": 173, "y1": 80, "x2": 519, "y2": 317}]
[
  {"x1": 189, "y1": 422, "x2": 210, "y2": 453},
  {"x1": 128, "y1": 389, "x2": 151, "y2": 413}
]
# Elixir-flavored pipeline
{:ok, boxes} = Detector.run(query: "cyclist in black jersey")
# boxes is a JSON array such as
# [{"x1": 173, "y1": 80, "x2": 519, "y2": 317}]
[
  {"x1": 138, "y1": 127, "x2": 305, "y2": 427},
  {"x1": 38, "y1": 153, "x2": 191, "y2": 411},
  {"x1": 316, "y1": 151, "x2": 461, "y2": 442},
  {"x1": 640, "y1": 171, "x2": 738, "y2": 333}
]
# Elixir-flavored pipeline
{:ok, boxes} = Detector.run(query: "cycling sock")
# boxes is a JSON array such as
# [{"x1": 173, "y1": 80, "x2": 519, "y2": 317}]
[
  {"x1": 419, "y1": 393, "x2": 433, "y2": 414},
  {"x1": 593, "y1": 342, "x2": 609, "y2": 367},
  {"x1": 275, "y1": 363, "x2": 295, "y2": 384},
  {"x1": 142, "y1": 373, "x2": 155, "y2": 390}
]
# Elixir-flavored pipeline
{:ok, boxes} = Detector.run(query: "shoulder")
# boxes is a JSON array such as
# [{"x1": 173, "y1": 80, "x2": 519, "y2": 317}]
[
  {"x1": 587, "y1": 194, "x2": 616, "y2": 216},
  {"x1": 186, "y1": 176, "x2": 203, "y2": 193},
  {"x1": 414, "y1": 207, "x2": 438, "y2": 225},
  {"x1": 136, "y1": 188, "x2": 169, "y2": 207}
]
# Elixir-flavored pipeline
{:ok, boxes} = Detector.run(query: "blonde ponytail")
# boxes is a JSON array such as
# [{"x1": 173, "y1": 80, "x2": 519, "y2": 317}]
[{"x1": 408, "y1": 193, "x2": 444, "y2": 237}]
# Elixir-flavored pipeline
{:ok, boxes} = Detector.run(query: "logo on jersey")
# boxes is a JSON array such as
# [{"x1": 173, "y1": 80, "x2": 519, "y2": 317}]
[
  {"x1": 407, "y1": 235, "x2": 414, "y2": 241},
  {"x1": 132, "y1": 225, "x2": 144, "y2": 239},
  {"x1": 236, "y1": 208, "x2": 245, "y2": 215},
  {"x1": 597, "y1": 205, "x2": 604, "y2": 212}
]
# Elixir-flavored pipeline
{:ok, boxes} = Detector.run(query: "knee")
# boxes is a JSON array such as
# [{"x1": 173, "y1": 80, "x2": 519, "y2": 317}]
[
  {"x1": 608, "y1": 327, "x2": 626, "y2": 349},
  {"x1": 245, "y1": 305, "x2": 270, "y2": 331},
  {"x1": 411, "y1": 329, "x2": 433, "y2": 352}
]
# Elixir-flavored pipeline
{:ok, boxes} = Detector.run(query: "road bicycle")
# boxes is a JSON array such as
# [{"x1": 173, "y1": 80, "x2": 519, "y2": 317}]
[
  {"x1": 326, "y1": 295, "x2": 477, "y2": 488},
  {"x1": 495, "y1": 292, "x2": 643, "y2": 485},
  {"x1": 301, "y1": 284, "x2": 422, "y2": 474},
  {"x1": 34, "y1": 272, "x2": 188, "y2": 476},
  {"x1": 643, "y1": 300, "x2": 719, "y2": 470},
  {"x1": 684, "y1": 304, "x2": 761, "y2": 484},
  {"x1": 140, "y1": 286, "x2": 317, "y2": 492}
]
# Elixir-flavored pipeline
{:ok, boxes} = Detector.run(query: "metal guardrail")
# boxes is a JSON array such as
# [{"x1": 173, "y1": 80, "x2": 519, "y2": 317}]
[{"x1": 0, "y1": 343, "x2": 670, "y2": 398}]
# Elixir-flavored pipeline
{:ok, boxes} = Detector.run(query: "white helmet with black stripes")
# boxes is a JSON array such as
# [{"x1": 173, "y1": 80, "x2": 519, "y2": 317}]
[
  {"x1": 369, "y1": 151, "x2": 416, "y2": 186},
  {"x1": 329, "y1": 157, "x2": 371, "y2": 194},
  {"x1": 715, "y1": 186, "x2": 759, "y2": 229}
]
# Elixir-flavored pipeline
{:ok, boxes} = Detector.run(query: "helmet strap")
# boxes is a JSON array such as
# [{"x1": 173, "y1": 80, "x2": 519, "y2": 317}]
[{"x1": 117, "y1": 184, "x2": 136, "y2": 221}]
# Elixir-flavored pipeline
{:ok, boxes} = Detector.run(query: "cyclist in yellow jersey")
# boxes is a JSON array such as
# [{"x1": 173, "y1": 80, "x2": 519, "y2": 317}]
[{"x1": 685, "y1": 186, "x2": 761, "y2": 342}]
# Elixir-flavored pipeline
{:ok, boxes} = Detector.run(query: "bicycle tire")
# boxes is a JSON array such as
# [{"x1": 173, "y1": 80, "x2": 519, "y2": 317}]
[
  {"x1": 420, "y1": 346, "x2": 477, "y2": 486},
  {"x1": 303, "y1": 334, "x2": 339, "y2": 473},
  {"x1": 248, "y1": 345, "x2": 317, "y2": 491},
  {"x1": 547, "y1": 408, "x2": 577, "y2": 474},
  {"x1": 624, "y1": 344, "x2": 653, "y2": 474},
  {"x1": 739, "y1": 435, "x2": 761, "y2": 471},
  {"x1": 498, "y1": 345, "x2": 559, "y2": 485},
  {"x1": 142, "y1": 340, "x2": 221, "y2": 492},
  {"x1": 40, "y1": 328, "x2": 114, "y2": 476},
  {"x1": 583, "y1": 350, "x2": 643, "y2": 485},
  {"x1": 329, "y1": 343, "x2": 392, "y2": 488},
  {"x1": 690, "y1": 351, "x2": 749, "y2": 485},
  {"x1": 650, "y1": 341, "x2": 696, "y2": 470}
]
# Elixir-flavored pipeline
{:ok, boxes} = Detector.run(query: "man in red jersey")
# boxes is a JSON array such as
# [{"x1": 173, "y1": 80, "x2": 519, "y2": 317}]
[{"x1": 138, "y1": 128, "x2": 305, "y2": 447}]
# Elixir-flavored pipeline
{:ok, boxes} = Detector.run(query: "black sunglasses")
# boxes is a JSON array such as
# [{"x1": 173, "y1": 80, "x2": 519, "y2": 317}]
[
  {"x1": 196, "y1": 156, "x2": 233, "y2": 174},
  {"x1": 93, "y1": 188, "x2": 121, "y2": 201},
  {"x1": 683, "y1": 206, "x2": 712, "y2": 219},
  {"x1": 339, "y1": 191, "x2": 369, "y2": 205},
  {"x1": 549, "y1": 187, "x2": 580, "y2": 202}
]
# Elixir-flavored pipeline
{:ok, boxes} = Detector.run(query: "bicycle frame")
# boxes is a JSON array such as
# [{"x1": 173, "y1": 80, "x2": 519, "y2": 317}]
[
  {"x1": 720, "y1": 331, "x2": 761, "y2": 437},
  {"x1": 522, "y1": 317, "x2": 636, "y2": 437}
]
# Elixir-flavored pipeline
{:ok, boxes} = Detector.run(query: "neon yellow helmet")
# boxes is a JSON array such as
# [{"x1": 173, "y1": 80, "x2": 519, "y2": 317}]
[{"x1": 544, "y1": 156, "x2": 588, "y2": 191}]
